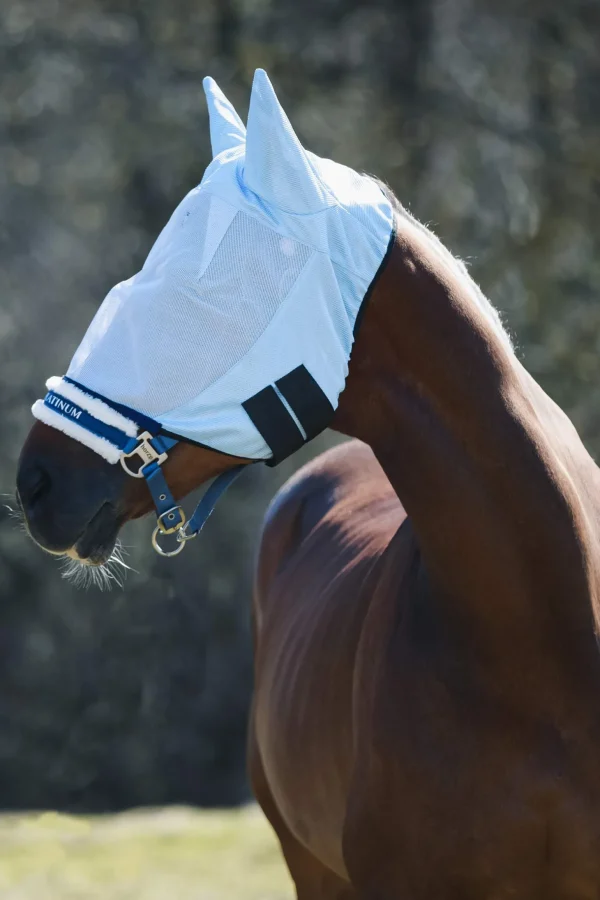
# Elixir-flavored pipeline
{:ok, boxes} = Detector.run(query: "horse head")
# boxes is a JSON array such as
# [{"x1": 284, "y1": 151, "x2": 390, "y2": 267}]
[
  {"x1": 16, "y1": 69, "x2": 395, "y2": 576},
  {"x1": 17, "y1": 421, "x2": 245, "y2": 566}
]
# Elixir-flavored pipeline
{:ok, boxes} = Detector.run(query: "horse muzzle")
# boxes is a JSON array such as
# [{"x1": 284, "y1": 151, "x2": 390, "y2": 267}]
[{"x1": 16, "y1": 424, "x2": 125, "y2": 564}]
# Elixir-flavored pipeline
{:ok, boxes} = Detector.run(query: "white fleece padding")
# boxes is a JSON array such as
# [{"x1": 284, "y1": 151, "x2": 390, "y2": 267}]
[
  {"x1": 45, "y1": 376, "x2": 139, "y2": 437},
  {"x1": 38, "y1": 69, "x2": 394, "y2": 462},
  {"x1": 31, "y1": 400, "x2": 122, "y2": 464}
]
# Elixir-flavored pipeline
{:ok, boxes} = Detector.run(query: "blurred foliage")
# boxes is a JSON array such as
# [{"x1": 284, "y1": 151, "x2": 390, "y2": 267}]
[{"x1": 1, "y1": 0, "x2": 600, "y2": 810}]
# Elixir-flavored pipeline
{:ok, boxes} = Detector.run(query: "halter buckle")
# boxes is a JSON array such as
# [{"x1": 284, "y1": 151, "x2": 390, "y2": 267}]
[
  {"x1": 120, "y1": 431, "x2": 168, "y2": 478},
  {"x1": 156, "y1": 506, "x2": 186, "y2": 535}
]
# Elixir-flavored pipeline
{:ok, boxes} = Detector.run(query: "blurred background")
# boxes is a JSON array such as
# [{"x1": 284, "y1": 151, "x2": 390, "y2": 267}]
[{"x1": 1, "y1": 0, "x2": 600, "y2": 815}]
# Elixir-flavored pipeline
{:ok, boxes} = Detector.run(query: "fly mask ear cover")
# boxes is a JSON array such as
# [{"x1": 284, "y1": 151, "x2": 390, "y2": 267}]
[{"x1": 32, "y1": 69, "x2": 395, "y2": 467}]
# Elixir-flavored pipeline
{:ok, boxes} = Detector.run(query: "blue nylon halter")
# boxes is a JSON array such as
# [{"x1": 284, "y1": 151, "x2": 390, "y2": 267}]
[{"x1": 42, "y1": 389, "x2": 245, "y2": 557}]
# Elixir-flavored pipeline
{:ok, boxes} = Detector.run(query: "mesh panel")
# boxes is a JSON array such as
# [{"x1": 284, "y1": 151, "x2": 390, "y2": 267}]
[
  {"x1": 60, "y1": 71, "x2": 396, "y2": 461},
  {"x1": 70, "y1": 203, "x2": 312, "y2": 416},
  {"x1": 191, "y1": 211, "x2": 311, "y2": 393}
]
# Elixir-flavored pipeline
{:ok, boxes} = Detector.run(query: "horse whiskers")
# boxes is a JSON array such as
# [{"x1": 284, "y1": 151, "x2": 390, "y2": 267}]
[
  {"x1": 3, "y1": 500, "x2": 29, "y2": 534},
  {"x1": 60, "y1": 540, "x2": 136, "y2": 591},
  {"x1": 3, "y1": 495, "x2": 134, "y2": 591}
]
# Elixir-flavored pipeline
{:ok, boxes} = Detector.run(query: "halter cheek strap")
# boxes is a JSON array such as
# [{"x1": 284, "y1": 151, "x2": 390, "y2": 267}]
[
  {"x1": 118, "y1": 365, "x2": 333, "y2": 553},
  {"x1": 121, "y1": 431, "x2": 245, "y2": 557}
]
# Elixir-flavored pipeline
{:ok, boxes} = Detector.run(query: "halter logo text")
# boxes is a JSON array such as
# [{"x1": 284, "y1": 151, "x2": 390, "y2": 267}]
[{"x1": 46, "y1": 393, "x2": 83, "y2": 420}]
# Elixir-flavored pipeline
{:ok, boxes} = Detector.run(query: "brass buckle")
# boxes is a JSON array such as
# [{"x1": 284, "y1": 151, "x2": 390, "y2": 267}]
[
  {"x1": 151, "y1": 506, "x2": 187, "y2": 557},
  {"x1": 120, "y1": 431, "x2": 168, "y2": 479},
  {"x1": 156, "y1": 506, "x2": 186, "y2": 535}
]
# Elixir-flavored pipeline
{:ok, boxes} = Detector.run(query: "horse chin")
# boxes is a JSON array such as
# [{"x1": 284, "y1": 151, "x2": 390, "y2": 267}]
[
  {"x1": 70, "y1": 502, "x2": 120, "y2": 566},
  {"x1": 60, "y1": 523, "x2": 130, "y2": 591},
  {"x1": 59, "y1": 543, "x2": 130, "y2": 590},
  {"x1": 70, "y1": 541, "x2": 115, "y2": 568},
  {"x1": 57, "y1": 503, "x2": 127, "y2": 589}
]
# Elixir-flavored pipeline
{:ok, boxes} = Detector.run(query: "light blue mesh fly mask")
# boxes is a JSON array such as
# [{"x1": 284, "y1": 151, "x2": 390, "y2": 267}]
[{"x1": 32, "y1": 69, "x2": 395, "y2": 470}]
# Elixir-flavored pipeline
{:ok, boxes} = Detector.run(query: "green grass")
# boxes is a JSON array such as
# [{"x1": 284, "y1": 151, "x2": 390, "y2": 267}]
[{"x1": 0, "y1": 806, "x2": 294, "y2": 899}]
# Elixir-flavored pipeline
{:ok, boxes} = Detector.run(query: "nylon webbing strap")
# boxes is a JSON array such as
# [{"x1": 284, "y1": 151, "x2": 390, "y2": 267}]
[
  {"x1": 242, "y1": 365, "x2": 335, "y2": 466},
  {"x1": 276, "y1": 365, "x2": 335, "y2": 441},
  {"x1": 184, "y1": 464, "x2": 246, "y2": 538},
  {"x1": 242, "y1": 385, "x2": 303, "y2": 465}
]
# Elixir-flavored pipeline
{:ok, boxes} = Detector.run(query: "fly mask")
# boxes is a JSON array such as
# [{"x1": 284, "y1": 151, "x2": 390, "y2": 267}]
[{"x1": 32, "y1": 69, "x2": 395, "y2": 556}]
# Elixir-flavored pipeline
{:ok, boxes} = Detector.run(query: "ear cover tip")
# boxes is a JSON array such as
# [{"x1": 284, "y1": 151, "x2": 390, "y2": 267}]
[{"x1": 253, "y1": 68, "x2": 271, "y2": 87}]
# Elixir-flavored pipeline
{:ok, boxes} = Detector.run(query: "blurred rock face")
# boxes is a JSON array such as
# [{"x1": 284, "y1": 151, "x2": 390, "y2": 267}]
[{"x1": 1, "y1": 0, "x2": 599, "y2": 811}]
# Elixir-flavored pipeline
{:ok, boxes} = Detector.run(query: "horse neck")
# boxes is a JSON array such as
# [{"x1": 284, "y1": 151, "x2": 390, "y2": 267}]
[{"x1": 333, "y1": 209, "x2": 600, "y2": 693}]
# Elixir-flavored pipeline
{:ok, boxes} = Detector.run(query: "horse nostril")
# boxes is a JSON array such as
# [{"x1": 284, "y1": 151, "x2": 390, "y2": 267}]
[{"x1": 17, "y1": 463, "x2": 51, "y2": 512}]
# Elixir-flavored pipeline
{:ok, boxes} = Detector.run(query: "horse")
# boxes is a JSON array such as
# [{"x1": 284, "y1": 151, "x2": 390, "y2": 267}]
[{"x1": 16, "y1": 93, "x2": 600, "y2": 899}]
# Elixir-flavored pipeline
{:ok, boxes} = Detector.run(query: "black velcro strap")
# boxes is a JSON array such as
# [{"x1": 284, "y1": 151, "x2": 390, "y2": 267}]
[
  {"x1": 242, "y1": 386, "x2": 305, "y2": 467},
  {"x1": 275, "y1": 365, "x2": 334, "y2": 441}
]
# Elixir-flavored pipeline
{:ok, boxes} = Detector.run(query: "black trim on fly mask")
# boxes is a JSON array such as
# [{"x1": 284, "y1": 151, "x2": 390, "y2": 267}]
[
  {"x1": 242, "y1": 364, "x2": 335, "y2": 466},
  {"x1": 242, "y1": 386, "x2": 303, "y2": 465},
  {"x1": 352, "y1": 222, "x2": 396, "y2": 337},
  {"x1": 275, "y1": 366, "x2": 334, "y2": 439}
]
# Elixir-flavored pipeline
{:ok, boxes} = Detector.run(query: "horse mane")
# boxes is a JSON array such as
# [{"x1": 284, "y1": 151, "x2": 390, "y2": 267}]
[{"x1": 372, "y1": 179, "x2": 514, "y2": 355}]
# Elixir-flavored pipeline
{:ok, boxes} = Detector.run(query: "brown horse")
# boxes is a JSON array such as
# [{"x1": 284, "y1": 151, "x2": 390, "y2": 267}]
[{"x1": 17, "y1": 190, "x2": 600, "y2": 899}]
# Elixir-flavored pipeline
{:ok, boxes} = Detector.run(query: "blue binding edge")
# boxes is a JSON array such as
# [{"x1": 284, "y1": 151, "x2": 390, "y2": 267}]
[{"x1": 63, "y1": 376, "x2": 160, "y2": 434}]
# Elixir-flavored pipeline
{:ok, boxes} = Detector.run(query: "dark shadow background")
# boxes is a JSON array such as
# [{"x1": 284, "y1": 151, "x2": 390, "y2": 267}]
[{"x1": 1, "y1": 0, "x2": 599, "y2": 811}]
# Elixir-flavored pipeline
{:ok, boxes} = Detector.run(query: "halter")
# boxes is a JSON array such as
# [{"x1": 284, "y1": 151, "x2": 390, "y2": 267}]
[
  {"x1": 40, "y1": 382, "x2": 246, "y2": 558},
  {"x1": 37, "y1": 364, "x2": 335, "y2": 557},
  {"x1": 120, "y1": 431, "x2": 245, "y2": 557}
]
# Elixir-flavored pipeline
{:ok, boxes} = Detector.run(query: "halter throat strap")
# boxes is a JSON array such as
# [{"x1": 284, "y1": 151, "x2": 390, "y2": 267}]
[{"x1": 129, "y1": 433, "x2": 245, "y2": 557}]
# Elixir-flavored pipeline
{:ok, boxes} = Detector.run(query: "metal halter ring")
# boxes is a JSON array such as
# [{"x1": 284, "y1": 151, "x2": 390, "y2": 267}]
[
  {"x1": 152, "y1": 525, "x2": 186, "y2": 557},
  {"x1": 151, "y1": 505, "x2": 187, "y2": 557},
  {"x1": 121, "y1": 431, "x2": 168, "y2": 478}
]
